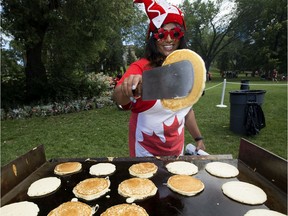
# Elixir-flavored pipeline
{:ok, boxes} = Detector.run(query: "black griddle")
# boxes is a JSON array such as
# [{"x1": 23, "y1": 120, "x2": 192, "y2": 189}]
[{"x1": 1, "y1": 139, "x2": 287, "y2": 216}]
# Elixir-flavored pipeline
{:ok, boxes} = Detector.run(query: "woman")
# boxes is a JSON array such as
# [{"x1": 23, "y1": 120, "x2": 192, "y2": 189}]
[{"x1": 113, "y1": 0, "x2": 205, "y2": 157}]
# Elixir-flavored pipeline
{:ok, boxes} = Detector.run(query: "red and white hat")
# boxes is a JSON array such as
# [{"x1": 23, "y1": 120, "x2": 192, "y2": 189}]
[{"x1": 134, "y1": 0, "x2": 186, "y2": 32}]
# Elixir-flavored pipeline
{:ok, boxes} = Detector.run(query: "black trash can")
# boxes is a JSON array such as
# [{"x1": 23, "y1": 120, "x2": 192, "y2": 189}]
[
  {"x1": 229, "y1": 90, "x2": 266, "y2": 135},
  {"x1": 240, "y1": 80, "x2": 250, "y2": 90}
]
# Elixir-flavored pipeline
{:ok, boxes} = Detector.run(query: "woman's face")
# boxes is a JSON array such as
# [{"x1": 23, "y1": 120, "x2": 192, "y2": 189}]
[{"x1": 155, "y1": 23, "x2": 182, "y2": 57}]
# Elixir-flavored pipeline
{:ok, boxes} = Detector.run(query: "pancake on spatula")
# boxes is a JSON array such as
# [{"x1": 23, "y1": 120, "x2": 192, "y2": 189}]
[
  {"x1": 54, "y1": 162, "x2": 82, "y2": 175},
  {"x1": 161, "y1": 49, "x2": 206, "y2": 111},
  {"x1": 73, "y1": 177, "x2": 110, "y2": 201},
  {"x1": 167, "y1": 174, "x2": 204, "y2": 196},
  {"x1": 100, "y1": 203, "x2": 148, "y2": 216},
  {"x1": 48, "y1": 201, "x2": 94, "y2": 216},
  {"x1": 118, "y1": 177, "x2": 157, "y2": 202},
  {"x1": 129, "y1": 162, "x2": 158, "y2": 178}
]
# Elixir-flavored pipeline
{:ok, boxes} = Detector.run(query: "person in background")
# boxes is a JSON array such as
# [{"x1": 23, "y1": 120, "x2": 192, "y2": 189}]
[
  {"x1": 113, "y1": 0, "x2": 205, "y2": 157},
  {"x1": 272, "y1": 68, "x2": 278, "y2": 82},
  {"x1": 207, "y1": 71, "x2": 212, "y2": 81}
]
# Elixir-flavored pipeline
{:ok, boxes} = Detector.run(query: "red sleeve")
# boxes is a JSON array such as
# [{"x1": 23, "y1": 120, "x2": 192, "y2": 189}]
[
  {"x1": 117, "y1": 58, "x2": 150, "y2": 86},
  {"x1": 116, "y1": 59, "x2": 156, "y2": 112}
]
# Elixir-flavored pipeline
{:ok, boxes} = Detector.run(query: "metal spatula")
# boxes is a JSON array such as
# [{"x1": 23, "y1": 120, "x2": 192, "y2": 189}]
[{"x1": 142, "y1": 60, "x2": 194, "y2": 100}]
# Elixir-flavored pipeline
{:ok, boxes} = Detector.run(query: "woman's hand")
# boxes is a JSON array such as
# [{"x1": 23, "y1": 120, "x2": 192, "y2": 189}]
[
  {"x1": 195, "y1": 140, "x2": 205, "y2": 151},
  {"x1": 113, "y1": 74, "x2": 142, "y2": 105},
  {"x1": 121, "y1": 74, "x2": 142, "y2": 99}
]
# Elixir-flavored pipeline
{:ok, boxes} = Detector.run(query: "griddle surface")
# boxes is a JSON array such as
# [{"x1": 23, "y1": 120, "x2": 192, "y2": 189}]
[{"x1": 1, "y1": 157, "x2": 286, "y2": 215}]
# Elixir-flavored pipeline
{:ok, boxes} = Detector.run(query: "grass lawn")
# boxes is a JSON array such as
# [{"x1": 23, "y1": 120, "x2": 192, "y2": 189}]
[{"x1": 1, "y1": 74, "x2": 287, "y2": 165}]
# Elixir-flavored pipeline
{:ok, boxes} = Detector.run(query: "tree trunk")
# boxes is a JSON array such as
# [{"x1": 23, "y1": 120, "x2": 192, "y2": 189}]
[
  {"x1": 204, "y1": 57, "x2": 212, "y2": 74},
  {"x1": 25, "y1": 38, "x2": 48, "y2": 103}
]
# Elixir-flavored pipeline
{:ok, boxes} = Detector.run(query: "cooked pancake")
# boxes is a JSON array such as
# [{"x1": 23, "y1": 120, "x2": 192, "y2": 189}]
[
  {"x1": 167, "y1": 175, "x2": 204, "y2": 196},
  {"x1": 48, "y1": 201, "x2": 93, "y2": 216},
  {"x1": 161, "y1": 49, "x2": 206, "y2": 111},
  {"x1": 244, "y1": 209, "x2": 286, "y2": 216},
  {"x1": 73, "y1": 177, "x2": 110, "y2": 201},
  {"x1": 0, "y1": 201, "x2": 39, "y2": 216},
  {"x1": 27, "y1": 177, "x2": 61, "y2": 197},
  {"x1": 118, "y1": 178, "x2": 157, "y2": 201},
  {"x1": 205, "y1": 162, "x2": 239, "y2": 178},
  {"x1": 129, "y1": 162, "x2": 158, "y2": 178},
  {"x1": 89, "y1": 163, "x2": 116, "y2": 176},
  {"x1": 54, "y1": 162, "x2": 82, "y2": 175},
  {"x1": 166, "y1": 161, "x2": 198, "y2": 175},
  {"x1": 222, "y1": 181, "x2": 267, "y2": 205},
  {"x1": 100, "y1": 203, "x2": 148, "y2": 216}
]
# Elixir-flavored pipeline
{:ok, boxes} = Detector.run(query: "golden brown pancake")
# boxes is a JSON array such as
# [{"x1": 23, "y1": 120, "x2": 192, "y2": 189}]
[
  {"x1": 129, "y1": 162, "x2": 158, "y2": 178},
  {"x1": 73, "y1": 177, "x2": 110, "y2": 201},
  {"x1": 167, "y1": 175, "x2": 204, "y2": 196},
  {"x1": 48, "y1": 201, "x2": 93, "y2": 216},
  {"x1": 118, "y1": 178, "x2": 157, "y2": 202},
  {"x1": 161, "y1": 49, "x2": 206, "y2": 111},
  {"x1": 100, "y1": 203, "x2": 148, "y2": 216},
  {"x1": 54, "y1": 162, "x2": 82, "y2": 175}
]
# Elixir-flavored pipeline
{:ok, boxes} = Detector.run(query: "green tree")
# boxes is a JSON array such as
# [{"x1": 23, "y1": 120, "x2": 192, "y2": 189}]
[
  {"x1": 216, "y1": 38, "x2": 245, "y2": 72},
  {"x1": 234, "y1": 0, "x2": 287, "y2": 73},
  {"x1": 1, "y1": 0, "x2": 60, "y2": 102},
  {"x1": 126, "y1": 46, "x2": 137, "y2": 66},
  {"x1": 1, "y1": 48, "x2": 26, "y2": 108},
  {"x1": 124, "y1": 6, "x2": 148, "y2": 59},
  {"x1": 182, "y1": 0, "x2": 240, "y2": 72},
  {"x1": 43, "y1": 0, "x2": 136, "y2": 99},
  {"x1": 1, "y1": 0, "x2": 136, "y2": 104},
  {"x1": 97, "y1": 30, "x2": 125, "y2": 74}
]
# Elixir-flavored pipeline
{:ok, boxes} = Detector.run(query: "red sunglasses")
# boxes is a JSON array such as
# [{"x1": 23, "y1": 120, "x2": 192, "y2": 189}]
[{"x1": 153, "y1": 27, "x2": 184, "y2": 41}]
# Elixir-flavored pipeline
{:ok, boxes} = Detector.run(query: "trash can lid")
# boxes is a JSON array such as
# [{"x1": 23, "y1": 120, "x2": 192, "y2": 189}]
[{"x1": 229, "y1": 90, "x2": 266, "y2": 95}]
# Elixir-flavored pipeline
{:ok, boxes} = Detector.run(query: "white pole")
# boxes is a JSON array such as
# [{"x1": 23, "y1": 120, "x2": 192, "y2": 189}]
[{"x1": 216, "y1": 79, "x2": 227, "y2": 108}]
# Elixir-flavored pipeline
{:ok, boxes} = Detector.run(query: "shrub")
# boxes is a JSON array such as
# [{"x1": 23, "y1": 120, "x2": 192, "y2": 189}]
[
  {"x1": 83, "y1": 72, "x2": 111, "y2": 97},
  {"x1": 1, "y1": 72, "x2": 115, "y2": 120}
]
